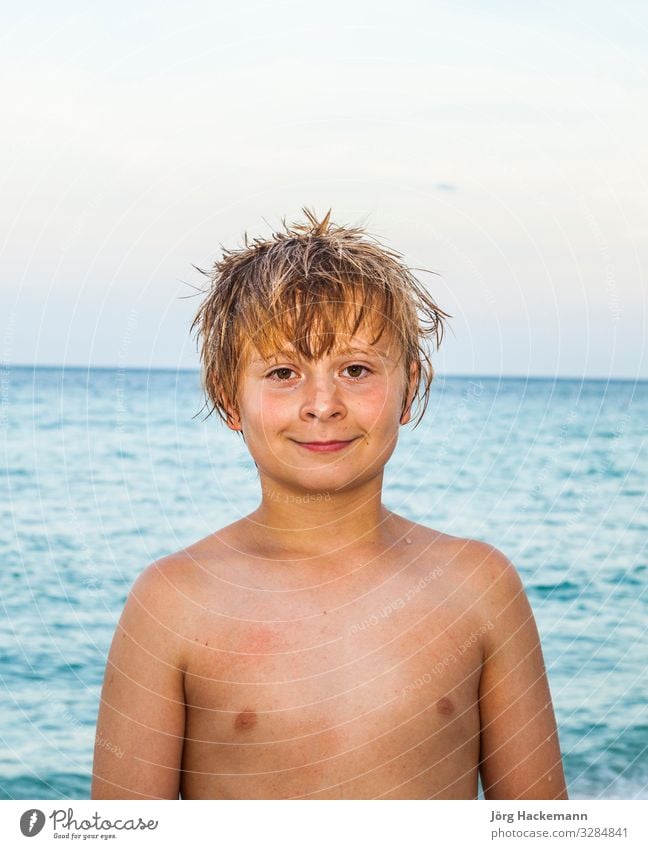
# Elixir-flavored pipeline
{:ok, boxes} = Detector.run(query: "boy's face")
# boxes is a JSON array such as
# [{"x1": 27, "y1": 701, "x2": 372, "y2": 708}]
[{"x1": 224, "y1": 323, "x2": 417, "y2": 496}]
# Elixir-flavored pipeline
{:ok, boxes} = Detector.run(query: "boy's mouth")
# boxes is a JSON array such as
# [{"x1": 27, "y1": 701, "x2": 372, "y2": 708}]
[{"x1": 292, "y1": 438, "x2": 358, "y2": 453}]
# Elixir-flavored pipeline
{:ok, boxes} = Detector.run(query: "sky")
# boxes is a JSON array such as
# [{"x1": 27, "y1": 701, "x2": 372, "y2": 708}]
[{"x1": 1, "y1": 0, "x2": 647, "y2": 378}]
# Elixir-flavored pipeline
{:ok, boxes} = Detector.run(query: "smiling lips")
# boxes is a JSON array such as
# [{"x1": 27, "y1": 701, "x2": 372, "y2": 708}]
[{"x1": 293, "y1": 438, "x2": 358, "y2": 453}]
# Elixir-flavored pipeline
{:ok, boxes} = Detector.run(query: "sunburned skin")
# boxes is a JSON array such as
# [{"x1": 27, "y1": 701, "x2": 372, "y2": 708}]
[{"x1": 168, "y1": 520, "x2": 487, "y2": 800}]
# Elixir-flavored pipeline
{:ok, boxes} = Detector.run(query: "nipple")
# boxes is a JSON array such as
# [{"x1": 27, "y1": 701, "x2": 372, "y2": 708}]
[{"x1": 234, "y1": 710, "x2": 258, "y2": 732}]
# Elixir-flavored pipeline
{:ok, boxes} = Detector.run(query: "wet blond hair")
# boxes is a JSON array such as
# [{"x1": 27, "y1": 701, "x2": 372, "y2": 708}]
[{"x1": 191, "y1": 208, "x2": 450, "y2": 430}]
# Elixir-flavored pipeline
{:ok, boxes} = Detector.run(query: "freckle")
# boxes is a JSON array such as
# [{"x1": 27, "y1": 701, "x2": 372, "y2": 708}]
[
  {"x1": 234, "y1": 710, "x2": 258, "y2": 732},
  {"x1": 436, "y1": 696, "x2": 455, "y2": 715}
]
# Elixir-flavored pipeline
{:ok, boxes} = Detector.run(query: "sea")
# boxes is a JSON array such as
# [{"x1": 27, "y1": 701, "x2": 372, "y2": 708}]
[{"x1": 0, "y1": 365, "x2": 646, "y2": 800}]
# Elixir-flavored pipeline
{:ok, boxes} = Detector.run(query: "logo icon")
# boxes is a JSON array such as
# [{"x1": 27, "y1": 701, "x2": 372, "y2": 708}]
[{"x1": 20, "y1": 809, "x2": 45, "y2": 837}]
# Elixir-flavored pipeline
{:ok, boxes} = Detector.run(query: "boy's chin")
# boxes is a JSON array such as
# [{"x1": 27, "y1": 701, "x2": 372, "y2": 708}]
[{"x1": 266, "y1": 466, "x2": 381, "y2": 497}]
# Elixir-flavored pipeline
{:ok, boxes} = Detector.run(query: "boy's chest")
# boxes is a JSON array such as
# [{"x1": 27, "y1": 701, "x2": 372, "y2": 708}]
[{"x1": 180, "y1": 587, "x2": 484, "y2": 792}]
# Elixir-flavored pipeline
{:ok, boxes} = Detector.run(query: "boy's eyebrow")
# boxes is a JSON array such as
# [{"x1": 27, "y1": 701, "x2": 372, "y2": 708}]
[{"x1": 251, "y1": 346, "x2": 394, "y2": 364}]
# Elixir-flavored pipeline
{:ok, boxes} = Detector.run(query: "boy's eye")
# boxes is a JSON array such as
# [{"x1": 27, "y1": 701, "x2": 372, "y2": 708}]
[
  {"x1": 342, "y1": 364, "x2": 371, "y2": 380},
  {"x1": 265, "y1": 364, "x2": 372, "y2": 382},
  {"x1": 267, "y1": 367, "x2": 296, "y2": 381}
]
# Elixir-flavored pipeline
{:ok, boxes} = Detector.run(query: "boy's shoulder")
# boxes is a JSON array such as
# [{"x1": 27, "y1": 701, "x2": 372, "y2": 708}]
[
  {"x1": 410, "y1": 522, "x2": 519, "y2": 580},
  {"x1": 131, "y1": 534, "x2": 223, "y2": 604},
  {"x1": 405, "y1": 527, "x2": 531, "y2": 667},
  {"x1": 445, "y1": 532, "x2": 520, "y2": 586},
  {"x1": 128, "y1": 525, "x2": 257, "y2": 618},
  {"x1": 406, "y1": 523, "x2": 526, "y2": 616}
]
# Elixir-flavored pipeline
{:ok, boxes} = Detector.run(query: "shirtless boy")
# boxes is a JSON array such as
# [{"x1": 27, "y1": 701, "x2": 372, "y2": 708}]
[{"x1": 92, "y1": 209, "x2": 568, "y2": 800}]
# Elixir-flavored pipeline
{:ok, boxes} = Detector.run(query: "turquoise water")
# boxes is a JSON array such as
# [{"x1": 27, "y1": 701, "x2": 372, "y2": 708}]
[{"x1": 0, "y1": 366, "x2": 646, "y2": 799}]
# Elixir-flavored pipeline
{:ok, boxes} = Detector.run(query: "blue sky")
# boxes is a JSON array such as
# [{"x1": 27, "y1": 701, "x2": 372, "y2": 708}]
[{"x1": 1, "y1": 1, "x2": 647, "y2": 377}]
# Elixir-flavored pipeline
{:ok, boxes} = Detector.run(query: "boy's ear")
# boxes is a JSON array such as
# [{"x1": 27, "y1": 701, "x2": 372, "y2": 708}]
[
  {"x1": 399, "y1": 361, "x2": 420, "y2": 425},
  {"x1": 221, "y1": 394, "x2": 242, "y2": 431}
]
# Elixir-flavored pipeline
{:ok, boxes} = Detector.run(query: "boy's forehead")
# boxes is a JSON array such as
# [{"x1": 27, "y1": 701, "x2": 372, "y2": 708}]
[{"x1": 244, "y1": 326, "x2": 403, "y2": 365}]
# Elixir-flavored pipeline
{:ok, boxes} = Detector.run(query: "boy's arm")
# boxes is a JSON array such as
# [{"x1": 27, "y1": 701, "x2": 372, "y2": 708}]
[
  {"x1": 91, "y1": 561, "x2": 187, "y2": 799},
  {"x1": 475, "y1": 544, "x2": 568, "y2": 800}
]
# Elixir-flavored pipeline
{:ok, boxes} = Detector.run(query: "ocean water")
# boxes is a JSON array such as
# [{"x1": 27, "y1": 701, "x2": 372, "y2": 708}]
[{"x1": 0, "y1": 365, "x2": 646, "y2": 800}]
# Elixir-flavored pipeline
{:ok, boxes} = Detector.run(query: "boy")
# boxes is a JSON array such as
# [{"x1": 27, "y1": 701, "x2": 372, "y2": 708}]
[{"x1": 92, "y1": 209, "x2": 568, "y2": 800}]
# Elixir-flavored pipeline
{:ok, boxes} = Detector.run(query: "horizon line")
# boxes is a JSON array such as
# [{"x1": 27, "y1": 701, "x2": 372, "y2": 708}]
[{"x1": 4, "y1": 363, "x2": 647, "y2": 383}]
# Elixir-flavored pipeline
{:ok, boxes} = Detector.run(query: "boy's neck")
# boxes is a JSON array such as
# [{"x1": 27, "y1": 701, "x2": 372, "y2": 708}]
[{"x1": 240, "y1": 475, "x2": 404, "y2": 561}]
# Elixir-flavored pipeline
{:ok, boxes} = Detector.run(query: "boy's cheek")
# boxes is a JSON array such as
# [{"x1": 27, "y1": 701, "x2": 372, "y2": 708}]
[{"x1": 238, "y1": 384, "x2": 402, "y2": 433}]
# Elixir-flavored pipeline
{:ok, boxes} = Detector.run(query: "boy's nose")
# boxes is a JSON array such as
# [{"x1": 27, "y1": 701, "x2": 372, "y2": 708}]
[{"x1": 299, "y1": 377, "x2": 346, "y2": 421}]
